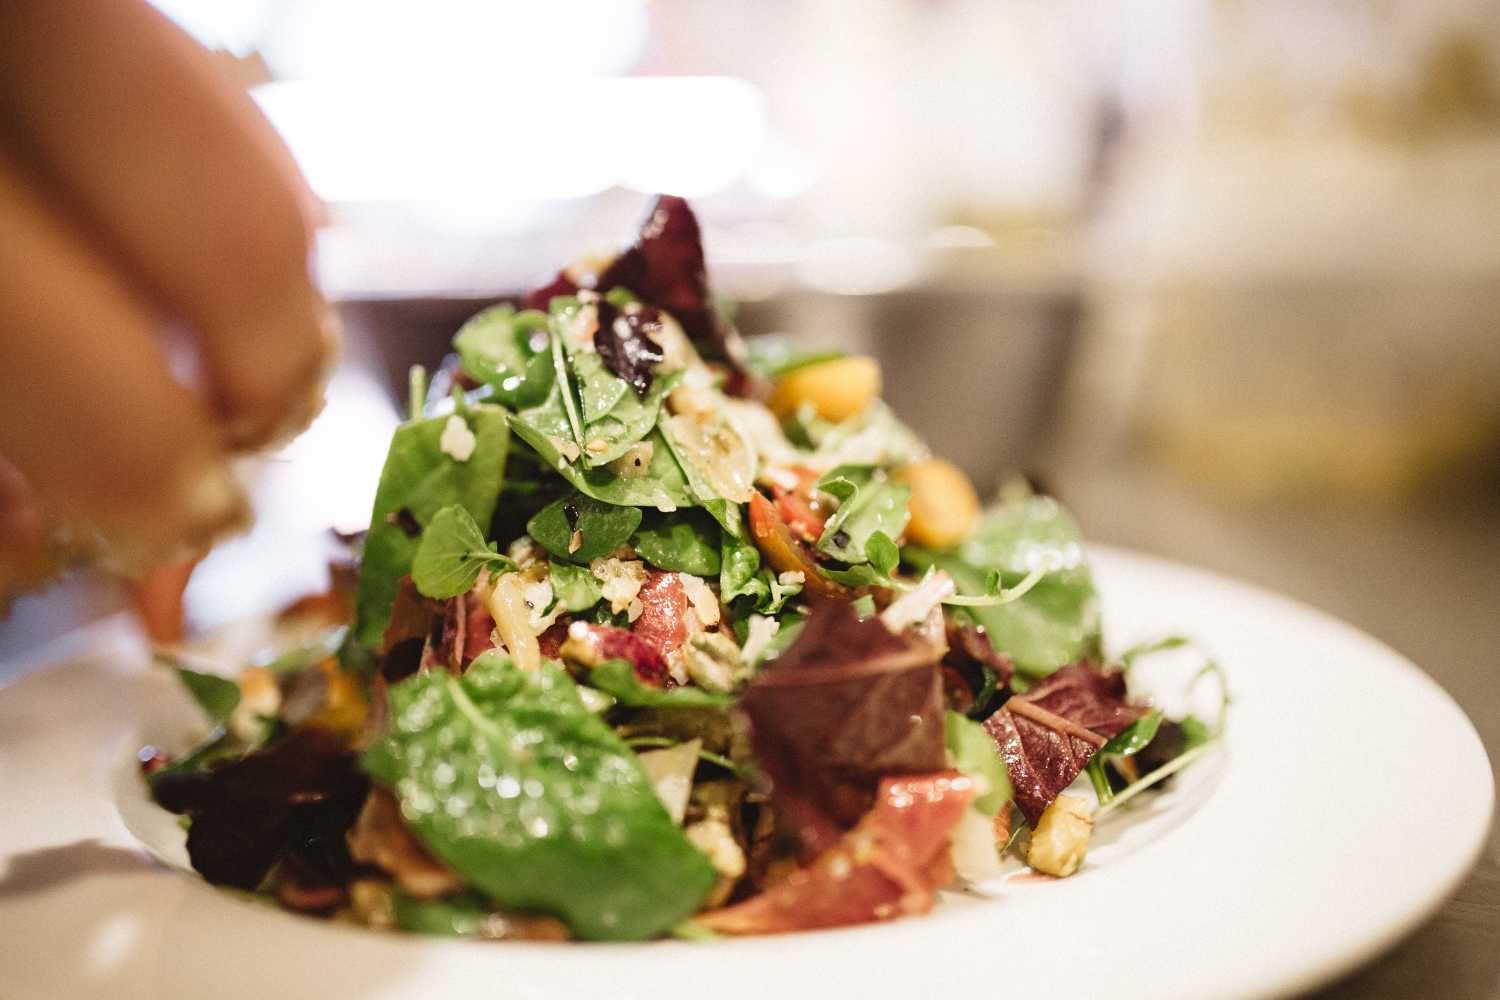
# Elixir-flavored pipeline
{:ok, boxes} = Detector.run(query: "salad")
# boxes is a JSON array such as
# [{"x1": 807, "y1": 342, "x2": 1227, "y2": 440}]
[{"x1": 143, "y1": 196, "x2": 1223, "y2": 942}]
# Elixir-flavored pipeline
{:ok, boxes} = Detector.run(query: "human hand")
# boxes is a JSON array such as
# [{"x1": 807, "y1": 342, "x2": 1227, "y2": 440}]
[{"x1": 0, "y1": 1, "x2": 332, "y2": 591}]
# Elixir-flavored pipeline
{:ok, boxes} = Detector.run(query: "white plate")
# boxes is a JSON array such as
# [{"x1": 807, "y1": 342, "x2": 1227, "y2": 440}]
[{"x1": 0, "y1": 547, "x2": 1490, "y2": 1000}]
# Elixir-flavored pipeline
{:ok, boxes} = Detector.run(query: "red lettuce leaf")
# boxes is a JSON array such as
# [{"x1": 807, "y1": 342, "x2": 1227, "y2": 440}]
[
  {"x1": 982, "y1": 663, "x2": 1142, "y2": 826},
  {"x1": 697, "y1": 772, "x2": 973, "y2": 934},
  {"x1": 593, "y1": 299, "x2": 666, "y2": 397},
  {"x1": 151, "y1": 729, "x2": 369, "y2": 892},
  {"x1": 740, "y1": 601, "x2": 946, "y2": 855}
]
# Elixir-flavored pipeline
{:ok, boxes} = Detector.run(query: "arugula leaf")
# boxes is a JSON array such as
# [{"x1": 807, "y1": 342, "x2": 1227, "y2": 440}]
[
  {"x1": 527, "y1": 493, "x2": 642, "y2": 564},
  {"x1": 633, "y1": 510, "x2": 721, "y2": 576},
  {"x1": 815, "y1": 466, "x2": 910, "y2": 565},
  {"x1": 510, "y1": 420, "x2": 697, "y2": 511},
  {"x1": 1087, "y1": 710, "x2": 1164, "y2": 803},
  {"x1": 452, "y1": 305, "x2": 555, "y2": 409},
  {"x1": 548, "y1": 558, "x2": 603, "y2": 613},
  {"x1": 353, "y1": 405, "x2": 509, "y2": 647},
  {"x1": 944, "y1": 711, "x2": 1011, "y2": 817},
  {"x1": 167, "y1": 660, "x2": 241, "y2": 724},
  {"x1": 905, "y1": 495, "x2": 1100, "y2": 678},
  {"x1": 362, "y1": 652, "x2": 716, "y2": 940},
  {"x1": 410, "y1": 505, "x2": 515, "y2": 598},
  {"x1": 587, "y1": 659, "x2": 732, "y2": 709}
]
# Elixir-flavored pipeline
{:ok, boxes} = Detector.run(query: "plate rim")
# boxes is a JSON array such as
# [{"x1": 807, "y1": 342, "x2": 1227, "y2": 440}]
[{"x1": 0, "y1": 544, "x2": 1491, "y2": 1000}]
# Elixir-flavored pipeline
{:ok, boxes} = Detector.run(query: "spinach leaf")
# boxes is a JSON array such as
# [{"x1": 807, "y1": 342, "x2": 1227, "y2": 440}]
[
  {"x1": 452, "y1": 305, "x2": 554, "y2": 409},
  {"x1": 363, "y1": 652, "x2": 716, "y2": 940},
  {"x1": 633, "y1": 510, "x2": 721, "y2": 576},
  {"x1": 569, "y1": 338, "x2": 629, "y2": 423},
  {"x1": 815, "y1": 466, "x2": 910, "y2": 564},
  {"x1": 527, "y1": 493, "x2": 642, "y2": 564},
  {"x1": 944, "y1": 711, "x2": 1011, "y2": 816},
  {"x1": 391, "y1": 890, "x2": 499, "y2": 938},
  {"x1": 719, "y1": 529, "x2": 763, "y2": 603},
  {"x1": 548, "y1": 559, "x2": 603, "y2": 613},
  {"x1": 587, "y1": 660, "x2": 732, "y2": 709},
  {"x1": 822, "y1": 530, "x2": 901, "y2": 588},
  {"x1": 410, "y1": 505, "x2": 515, "y2": 598},
  {"x1": 574, "y1": 365, "x2": 681, "y2": 469},
  {"x1": 905, "y1": 495, "x2": 1100, "y2": 678},
  {"x1": 509, "y1": 421, "x2": 696, "y2": 511},
  {"x1": 167, "y1": 660, "x2": 240, "y2": 724},
  {"x1": 657, "y1": 424, "x2": 744, "y2": 538},
  {"x1": 354, "y1": 405, "x2": 509, "y2": 647}
]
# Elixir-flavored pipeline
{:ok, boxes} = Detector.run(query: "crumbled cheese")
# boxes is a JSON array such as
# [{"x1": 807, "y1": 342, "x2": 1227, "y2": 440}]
[
  {"x1": 507, "y1": 537, "x2": 545, "y2": 567},
  {"x1": 776, "y1": 570, "x2": 805, "y2": 587},
  {"x1": 681, "y1": 632, "x2": 744, "y2": 693},
  {"x1": 521, "y1": 575, "x2": 560, "y2": 633},
  {"x1": 739, "y1": 614, "x2": 780, "y2": 665},
  {"x1": 685, "y1": 817, "x2": 746, "y2": 878},
  {"x1": 590, "y1": 556, "x2": 648, "y2": 614},
  {"x1": 627, "y1": 598, "x2": 644, "y2": 622},
  {"x1": 678, "y1": 573, "x2": 721, "y2": 628},
  {"x1": 439, "y1": 415, "x2": 477, "y2": 462}
]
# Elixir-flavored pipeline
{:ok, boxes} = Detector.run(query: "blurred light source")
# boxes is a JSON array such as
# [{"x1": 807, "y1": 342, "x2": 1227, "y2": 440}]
[
  {"x1": 798, "y1": 237, "x2": 921, "y2": 296},
  {"x1": 253, "y1": 76, "x2": 767, "y2": 204}
]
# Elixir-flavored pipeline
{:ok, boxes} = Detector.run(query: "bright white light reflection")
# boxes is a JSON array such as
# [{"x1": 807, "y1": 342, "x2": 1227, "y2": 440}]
[
  {"x1": 254, "y1": 77, "x2": 767, "y2": 204},
  {"x1": 798, "y1": 237, "x2": 921, "y2": 296}
]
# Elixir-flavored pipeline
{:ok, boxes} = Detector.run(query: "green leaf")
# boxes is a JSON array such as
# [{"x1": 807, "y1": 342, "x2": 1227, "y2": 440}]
[
  {"x1": 815, "y1": 466, "x2": 911, "y2": 564},
  {"x1": 363, "y1": 653, "x2": 716, "y2": 940},
  {"x1": 656, "y1": 412, "x2": 746, "y2": 538},
  {"x1": 411, "y1": 505, "x2": 515, "y2": 599},
  {"x1": 632, "y1": 510, "x2": 722, "y2": 576},
  {"x1": 822, "y1": 531, "x2": 901, "y2": 588},
  {"x1": 147, "y1": 727, "x2": 242, "y2": 785},
  {"x1": 527, "y1": 493, "x2": 642, "y2": 564},
  {"x1": 391, "y1": 890, "x2": 500, "y2": 937},
  {"x1": 1101, "y1": 710, "x2": 1163, "y2": 758},
  {"x1": 353, "y1": 405, "x2": 509, "y2": 647},
  {"x1": 587, "y1": 659, "x2": 732, "y2": 709},
  {"x1": 719, "y1": 529, "x2": 764, "y2": 604},
  {"x1": 170, "y1": 663, "x2": 241, "y2": 724},
  {"x1": 548, "y1": 559, "x2": 603, "y2": 613},
  {"x1": 1180, "y1": 714, "x2": 1213, "y2": 751},
  {"x1": 944, "y1": 711, "x2": 1011, "y2": 816},
  {"x1": 567, "y1": 348, "x2": 682, "y2": 468},
  {"x1": 510, "y1": 419, "x2": 697, "y2": 512},
  {"x1": 904, "y1": 495, "x2": 1101, "y2": 678},
  {"x1": 743, "y1": 337, "x2": 846, "y2": 380},
  {"x1": 452, "y1": 305, "x2": 555, "y2": 409}
]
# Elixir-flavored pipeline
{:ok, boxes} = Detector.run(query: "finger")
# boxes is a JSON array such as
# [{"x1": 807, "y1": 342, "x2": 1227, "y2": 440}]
[
  {"x1": 0, "y1": 0, "x2": 333, "y2": 450},
  {"x1": 0, "y1": 149, "x2": 248, "y2": 567}
]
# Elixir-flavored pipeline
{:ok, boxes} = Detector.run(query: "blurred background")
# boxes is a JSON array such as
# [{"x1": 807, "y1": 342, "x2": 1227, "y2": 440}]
[{"x1": 2, "y1": 2, "x2": 1498, "y2": 988}]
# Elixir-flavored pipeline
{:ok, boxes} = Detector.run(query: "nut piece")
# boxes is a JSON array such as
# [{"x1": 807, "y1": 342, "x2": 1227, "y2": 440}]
[
  {"x1": 896, "y1": 458, "x2": 979, "y2": 550},
  {"x1": 1026, "y1": 793, "x2": 1093, "y2": 877},
  {"x1": 767, "y1": 356, "x2": 881, "y2": 423}
]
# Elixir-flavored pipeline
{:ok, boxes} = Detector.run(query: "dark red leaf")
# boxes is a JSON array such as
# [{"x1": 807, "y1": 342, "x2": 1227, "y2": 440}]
[
  {"x1": 594, "y1": 299, "x2": 666, "y2": 397},
  {"x1": 697, "y1": 772, "x2": 973, "y2": 935},
  {"x1": 151, "y1": 729, "x2": 369, "y2": 892},
  {"x1": 983, "y1": 663, "x2": 1143, "y2": 826},
  {"x1": 740, "y1": 601, "x2": 946, "y2": 856}
]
